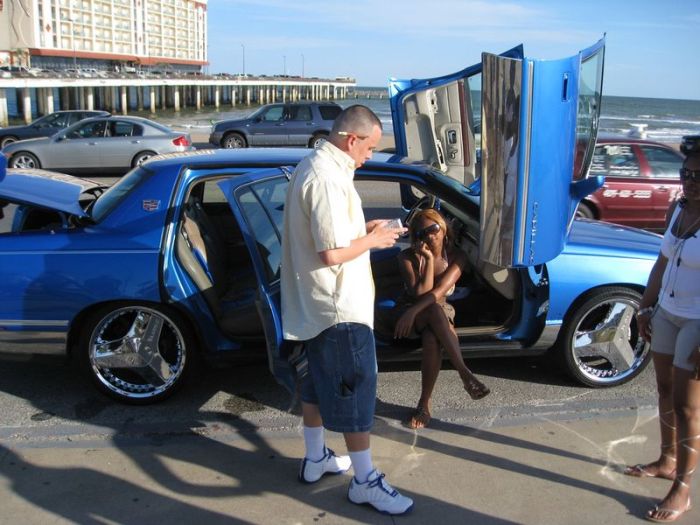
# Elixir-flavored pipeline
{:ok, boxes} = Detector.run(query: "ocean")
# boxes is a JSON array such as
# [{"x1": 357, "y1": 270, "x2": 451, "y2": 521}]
[{"x1": 3, "y1": 86, "x2": 699, "y2": 145}]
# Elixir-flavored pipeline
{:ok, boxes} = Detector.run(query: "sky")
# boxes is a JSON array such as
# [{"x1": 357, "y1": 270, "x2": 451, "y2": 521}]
[{"x1": 207, "y1": 0, "x2": 698, "y2": 101}]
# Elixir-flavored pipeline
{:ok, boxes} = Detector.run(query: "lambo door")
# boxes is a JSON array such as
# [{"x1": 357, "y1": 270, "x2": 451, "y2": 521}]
[{"x1": 390, "y1": 38, "x2": 606, "y2": 268}]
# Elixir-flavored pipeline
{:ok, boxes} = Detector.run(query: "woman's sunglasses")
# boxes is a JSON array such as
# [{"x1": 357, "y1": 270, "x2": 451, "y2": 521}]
[
  {"x1": 680, "y1": 168, "x2": 700, "y2": 183},
  {"x1": 415, "y1": 223, "x2": 441, "y2": 241}
]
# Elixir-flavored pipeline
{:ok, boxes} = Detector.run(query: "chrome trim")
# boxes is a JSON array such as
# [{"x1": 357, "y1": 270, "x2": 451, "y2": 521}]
[
  {"x1": 517, "y1": 60, "x2": 535, "y2": 265},
  {"x1": 0, "y1": 330, "x2": 67, "y2": 355},
  {"x1": 480, "y1": 53, "x2": 523, "y2": 267},
  {"x1": 0, "y1": 320, "x2": 69, "y2": 327}
]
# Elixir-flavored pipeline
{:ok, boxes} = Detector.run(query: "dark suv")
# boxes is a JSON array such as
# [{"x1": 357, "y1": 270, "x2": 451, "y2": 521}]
[
  {"x1": 0, "y1": 110, "x2": 110, "y2": 148},
  {"x1": 209, "y1": 102, "x2": 342, "y2": 149},
  {"x1": 576, "y1": 138, "x2": 685, "y2": 231}
]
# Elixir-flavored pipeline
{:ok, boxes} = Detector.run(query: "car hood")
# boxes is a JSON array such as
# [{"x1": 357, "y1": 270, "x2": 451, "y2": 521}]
[
  {"x1": 565, "y1": 218, "x2": 661, "y2": 258},
  {"x1": 0, "y1": 169, "x2": 103, "y2": 217},
  {"x1": 2, "y1": 136, "x2": 50, "y2": 150}
]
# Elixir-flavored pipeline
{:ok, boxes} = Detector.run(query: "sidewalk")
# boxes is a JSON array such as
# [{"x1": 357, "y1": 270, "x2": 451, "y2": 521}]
[{"x1": 1, "y1": 408, "x2": 697, "y2": 524}]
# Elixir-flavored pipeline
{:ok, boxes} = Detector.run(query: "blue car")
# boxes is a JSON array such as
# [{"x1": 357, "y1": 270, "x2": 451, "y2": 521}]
[{"x1": 0, "y1": 38, "x2": 662, "y2": 404}]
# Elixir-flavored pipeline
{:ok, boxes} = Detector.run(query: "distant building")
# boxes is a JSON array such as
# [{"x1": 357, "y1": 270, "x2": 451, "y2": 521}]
[{"x1": 0, "y1": 0, "x2": 208, "y2": 72}]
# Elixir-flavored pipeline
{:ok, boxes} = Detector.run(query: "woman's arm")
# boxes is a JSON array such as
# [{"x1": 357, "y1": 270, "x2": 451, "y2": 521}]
[
  {"x1": 398, "y1": 243, "x2": 435, "y2": 296},
  {"x1": 393, "y1": 249, "x2": 468, "y2": 339}
]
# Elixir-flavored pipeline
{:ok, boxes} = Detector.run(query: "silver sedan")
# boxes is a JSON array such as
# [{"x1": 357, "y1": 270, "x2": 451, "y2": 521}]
[{"x1": 1, "y1": 115, "x2": 193, "y2": 174}]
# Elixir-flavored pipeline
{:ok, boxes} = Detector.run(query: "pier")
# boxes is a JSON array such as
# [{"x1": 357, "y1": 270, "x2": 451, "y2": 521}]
[{"x1": 0, "y1": 76, "x2": 356, "y2": 126}]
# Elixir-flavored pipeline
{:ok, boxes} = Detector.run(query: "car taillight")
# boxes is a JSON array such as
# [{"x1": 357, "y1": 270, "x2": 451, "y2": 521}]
[{"x1": 172, "y1": 135, "x2": 191, "y2": 147}]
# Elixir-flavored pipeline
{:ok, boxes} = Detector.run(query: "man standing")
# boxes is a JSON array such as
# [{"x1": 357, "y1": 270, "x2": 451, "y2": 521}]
[{"x1": 281, "y1": 105, "x2": 413, "y2": 515}]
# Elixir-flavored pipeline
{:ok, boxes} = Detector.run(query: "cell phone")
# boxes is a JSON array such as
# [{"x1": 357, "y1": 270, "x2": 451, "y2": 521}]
[{"x1": 385, "y1": 218, "x2": 403, "y2": 230}]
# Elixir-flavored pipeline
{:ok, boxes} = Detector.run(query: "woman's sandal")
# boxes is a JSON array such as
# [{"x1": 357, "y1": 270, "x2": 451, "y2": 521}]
[
  {"x1": 407, "y1": 406, "x2": 431, "y2": 429},
  {"x1": 464, "y1": 378, "x2": 490, "y2": 400},
  {"x1": 646, "y1": 499, "x2": 692, "y2": 523},
  {"x1": 624, "y1": 463, "x2": 676, "y2": 480}
]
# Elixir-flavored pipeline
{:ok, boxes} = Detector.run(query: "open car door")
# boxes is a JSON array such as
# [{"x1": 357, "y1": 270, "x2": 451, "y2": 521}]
[
  {"x1": 218, "y1": 169, "x2": 296, "y2": 393},
  {"x1": 390, "y1": 38, "x2": 606, "y2": 267}
]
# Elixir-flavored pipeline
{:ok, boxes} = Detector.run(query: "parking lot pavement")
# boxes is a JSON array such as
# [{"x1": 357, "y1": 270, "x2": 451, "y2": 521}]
[{"x1": 2, "y1": 409, "x2": 698, "y2": 524}]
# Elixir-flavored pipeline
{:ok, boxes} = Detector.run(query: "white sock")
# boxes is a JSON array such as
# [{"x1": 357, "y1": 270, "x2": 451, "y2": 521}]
[
  {"x1": 303, "y1": 425, "x2": 325, "y2": 461},
  {"x1": 349, "y1": 449, "x2": 374, "y2": 483}
]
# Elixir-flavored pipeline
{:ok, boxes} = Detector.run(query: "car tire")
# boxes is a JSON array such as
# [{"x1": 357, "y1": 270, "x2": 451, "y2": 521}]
[
  {"x1": 0, "y1": 135, "x2": 18, "y2": 148},
  {"x1": 555, "y1": 286, "x2": 650, "y2": 388},
  {"x1": 9, "y1": 152, "x2": 41, "y2": 169},
  {"x1": 78, "y1": 303, "x2": 196, "y2": 404},
  {"x1": 308, "y1": 133, "x2": 328, "y2": 149},
  {"x1": 576, "y1": 201, "x2": 595, "y2": 220},
  {"x1": 222, "y1": 132, "x2": 247, "y2": 149},
  {"x1": 132, "y1": 151, "x2": 157, "y2": 167}
]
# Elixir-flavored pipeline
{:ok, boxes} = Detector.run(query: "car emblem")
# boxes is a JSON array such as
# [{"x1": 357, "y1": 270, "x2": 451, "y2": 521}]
[{"x1": 142, "y1": 199, "x2": 161, "y2": 211}]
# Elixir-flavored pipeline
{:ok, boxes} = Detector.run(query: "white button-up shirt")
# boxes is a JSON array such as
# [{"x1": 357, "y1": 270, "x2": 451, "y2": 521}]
[{"x1": 281, "y1": 141, "x2": 374, "y2": 341}]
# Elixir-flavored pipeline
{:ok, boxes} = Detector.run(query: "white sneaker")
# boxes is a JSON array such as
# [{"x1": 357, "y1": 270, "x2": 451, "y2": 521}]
[
  {"x1": 347, "y1": 469, "x2": 414, "y2": 515},
  {"x1": 298, "y1": 447, "x2": 352, "y2": 483}
]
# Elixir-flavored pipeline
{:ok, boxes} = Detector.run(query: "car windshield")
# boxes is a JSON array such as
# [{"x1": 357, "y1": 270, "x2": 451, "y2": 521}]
[{"x1": 91, "y1": 166, "x2": 153, "y2": 222}]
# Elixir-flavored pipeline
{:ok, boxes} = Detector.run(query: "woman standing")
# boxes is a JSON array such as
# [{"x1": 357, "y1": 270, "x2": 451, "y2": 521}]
[
  {"x1": 393, "y1": 209, "x2": 489, "y2": 429},
  {"x1": 624, "y1": 150, "x2": 700, "y2": 523}
]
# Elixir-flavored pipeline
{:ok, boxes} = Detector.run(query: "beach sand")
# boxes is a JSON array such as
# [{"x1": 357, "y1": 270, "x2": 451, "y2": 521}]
[{"x1": 189, "y1": 131, "x2": 396, "y2": 152}]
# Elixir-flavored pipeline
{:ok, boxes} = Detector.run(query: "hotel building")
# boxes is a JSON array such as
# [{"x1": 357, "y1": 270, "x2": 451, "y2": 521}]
[{"x1": 0, "y1": 0, "x2": 207, "y2": 72}]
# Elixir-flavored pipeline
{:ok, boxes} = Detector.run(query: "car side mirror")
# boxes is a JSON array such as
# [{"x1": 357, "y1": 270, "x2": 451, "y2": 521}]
[{"x1": 253, "y1": 117, "x2": 262, "y2": 123}]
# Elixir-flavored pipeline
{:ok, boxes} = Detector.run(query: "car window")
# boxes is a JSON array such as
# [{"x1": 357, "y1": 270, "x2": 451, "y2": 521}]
[
  {"x1": 66, "y1": 120, "x2": 107, "y2": 139},
  {"x1": 590, "y1": 144, "x2": 640, "y2": 178},
  {"x1": 201, "y1": 180, "x2": 228, "y2": 204},
  {"x1": 261, "y1": 106, "x2": 285, "y2": 122},
  {"x1": 110, "y1": 121, "x2": 143, "y2": 137},
  {"x1": 236, "y1": 177, "x2": 287, "y2": 282},
  {"x1": 37, "y1": 113, "x2": 69, "y2": 128},
  {"x1": 573, "y1": 47, "x2": 604, "y2": 180},
  {"x1": 318, "y1": 105, "x2": 342, "y2": 121},
  {"x1": 639, "y1": 145, "x2": 682, "y2": 179},
  {"x1": 288, "y1": 105, "x2": 312, "y2": 121},
  {"x1": 91, "y1": 166, "x2": 153, "y2": 222}
]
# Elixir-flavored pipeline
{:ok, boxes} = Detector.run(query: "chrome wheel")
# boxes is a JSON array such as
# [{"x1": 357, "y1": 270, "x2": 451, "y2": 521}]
[
  {"x1": 575, "y1": 202, "x2": 595, "y2": 220},
  {"x1": 133, "y1": 151, "x2": 156, "y2": 167},
  {"x1": 222, "y1": 133, "x2": 246, "y2": 148},
  {"x1": 558, "y1": 287, "x2": 650, "y2": 387},
  {"x1": 83, "y1": 305, "x2": 191, "y2": 403},
  {"x1": 9, "y1": 152, "x2": 40, "y2": 169},
  {"x1": 309, "y1": 134, "x2": 327, "y2": 148},
  {"x1": 0, "y1": 136, "x2": 18, "y2": 148}
]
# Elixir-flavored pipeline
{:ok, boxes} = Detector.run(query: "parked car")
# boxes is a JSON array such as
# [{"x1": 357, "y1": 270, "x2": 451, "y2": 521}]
[
  {"x1": 0, "y1": 38, "x2": 660, "y2": 405},
  {"x1": 575, "y1": 138, "x2": 685, "y2": 231},
  {"x1": 2, "y1": 115, "x2": 193, "y2": 174},
  {"x1": 209, "y1": 102, "x2": 343, "y2": 149},
  {"x1": 0, "y1": 110, "x2": 109, "y2": 148}
]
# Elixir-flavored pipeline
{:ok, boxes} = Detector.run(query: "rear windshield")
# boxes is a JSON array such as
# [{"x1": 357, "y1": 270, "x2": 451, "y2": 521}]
[
  {"x1": 91, "y1": 166, "x2": 153, "y2": 222},
  {"x1": 319, "y1": 105, "x2": 342, "y2": 120}
]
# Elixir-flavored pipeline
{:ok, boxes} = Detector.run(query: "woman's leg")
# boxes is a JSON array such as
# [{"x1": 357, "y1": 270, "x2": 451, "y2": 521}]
[
  {"x1": 647, "y1": 368, "x2": 699, "y2": 521},
  {"x1": 409, "y1": 329, "x2": 441, "y2": 428},
  {"x1": 414, "y1": 304, "x2": 488, "y2": 397},
  {"x1": 625, "y1": 352, "x2": 677, "y2": 478}
]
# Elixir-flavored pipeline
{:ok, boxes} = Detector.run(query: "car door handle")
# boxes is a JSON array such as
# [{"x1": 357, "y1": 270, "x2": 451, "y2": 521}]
[
  {"x1": 88, "y1": 142, "x2": 98, "y2": 145},
  {"x1": 657, "y1": 186, "x2": 670, "y2": 191},
  {"x1": 131, "y1": 140, "x2": 141, "y2": 144}
]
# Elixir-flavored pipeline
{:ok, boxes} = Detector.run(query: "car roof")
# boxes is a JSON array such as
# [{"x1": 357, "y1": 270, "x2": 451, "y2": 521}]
[{"x1": 141, "y1": 147, "x2": 393, "y2": 172}]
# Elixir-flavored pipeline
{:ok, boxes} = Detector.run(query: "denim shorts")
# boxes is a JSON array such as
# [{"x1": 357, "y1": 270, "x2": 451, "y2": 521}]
[
  {"x1": 299, "y1": 322, "x2": 377, "y2": 433},
  {"x1": 651, "y1": 307, "x2": 700, "y2": 371}
]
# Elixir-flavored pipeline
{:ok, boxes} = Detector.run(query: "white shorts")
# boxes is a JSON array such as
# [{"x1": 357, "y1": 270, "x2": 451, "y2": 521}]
[{"x1": 651, "y1": 307, "x2": 700, "y2": 371}]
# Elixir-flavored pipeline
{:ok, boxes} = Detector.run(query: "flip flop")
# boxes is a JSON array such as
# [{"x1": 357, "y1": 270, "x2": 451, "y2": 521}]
[
  {"x1": 407, "y1": 406, "x2": 431, "y2": 429},
  {"x1": 464, "y1": 378, "x2": 490, "y2": 400},
  {"x1": 624, "y1": 463, "x2": 676, "y2": 480},
  {"x1": 646, "y1": 501, "x2": 692, "y2": 523}
]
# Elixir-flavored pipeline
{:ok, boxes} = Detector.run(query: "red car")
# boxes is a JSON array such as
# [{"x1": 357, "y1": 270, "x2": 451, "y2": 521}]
[{"x1": 577, "y1": 138, "x2": 685, "y2": 231}]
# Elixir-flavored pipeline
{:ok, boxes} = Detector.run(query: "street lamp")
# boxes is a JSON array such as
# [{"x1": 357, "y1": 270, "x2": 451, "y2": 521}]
[
  {"x1": 283, "y1": 55, "x2": 286, "y2": 76},
  {"x1": 241, "y1": 43, "x2": 245, "y2": 76},
  {"x1": 68, "y1": 18, "x2": 77, "y2": 74},
  {"x1": 301, "y1": 54, "x2": 305, "y2": 78}
]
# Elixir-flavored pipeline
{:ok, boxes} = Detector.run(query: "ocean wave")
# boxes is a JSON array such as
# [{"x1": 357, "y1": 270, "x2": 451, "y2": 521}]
[{"x1": 602, "y1": 115, "x2": 700, "y2": 126}]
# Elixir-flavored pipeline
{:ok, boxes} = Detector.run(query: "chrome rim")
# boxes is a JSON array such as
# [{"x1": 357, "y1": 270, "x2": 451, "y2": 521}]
[
  {"x1": 311, "y1": 136, "x2": 326, "y2": 148},
  {"x1": 223, "y1": 135, "x2": 244, "y2": 148},
  {"x1": 89, "y1": 306, "x2": 186, "y2": 399},
  {"x1": 11, "y1": 153, "x2": 38, "y2": 169},
  {"x1": 570, "y1": 297, "x2": 649, "y2": 384},
  {"x1": 135, "y1": 153, "x2": 153, "y2": 166}
]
